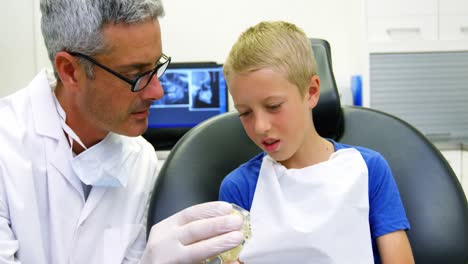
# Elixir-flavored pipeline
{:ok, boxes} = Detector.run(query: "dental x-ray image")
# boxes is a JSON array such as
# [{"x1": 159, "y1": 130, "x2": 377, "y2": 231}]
[
  {"x1": 191, "y1": 71, "x2": 220, "y2": 109},
  {"x1": 154, "y1": 72, "x2": 190, "y2": 105}
]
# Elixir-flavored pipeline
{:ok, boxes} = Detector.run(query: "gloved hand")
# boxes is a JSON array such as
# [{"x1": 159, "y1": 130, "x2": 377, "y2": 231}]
[{"x1": 140, "y1": 201, "x2": 244, "y2": 264}]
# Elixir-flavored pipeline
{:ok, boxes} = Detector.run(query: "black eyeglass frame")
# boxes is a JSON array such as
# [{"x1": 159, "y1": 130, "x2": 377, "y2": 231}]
[{"x1": 69, "y1": 51, "x2": 171, "y2": 92}]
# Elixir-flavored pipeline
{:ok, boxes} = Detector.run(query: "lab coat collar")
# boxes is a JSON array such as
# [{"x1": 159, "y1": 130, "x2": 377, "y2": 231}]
[
  {"x1": 46, "y1": 131, "x2": 109, "y2": 222},
  {"x1": 47, "y1": 136, "x2": 109, "y2": 223},
  {"x1": 30, "y1": 69, "x2": 62, "y2": 140},
  {"x1": 29, "y1": 70, "x2": 80, "y2": 190},
  {"x1": 28, "y1": 70, "x2": 110, "y2": 223}
]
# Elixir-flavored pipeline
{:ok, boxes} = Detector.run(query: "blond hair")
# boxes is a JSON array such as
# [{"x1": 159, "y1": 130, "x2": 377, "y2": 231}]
[{"x1": 223, "y1": 21, "x2": 317, "y2": 96}]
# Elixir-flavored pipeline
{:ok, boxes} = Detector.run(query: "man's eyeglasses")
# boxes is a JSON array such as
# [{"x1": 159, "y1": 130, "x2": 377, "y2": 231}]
[{"x1": 69, "y1": 52, "x2": 171, "y2": 92}]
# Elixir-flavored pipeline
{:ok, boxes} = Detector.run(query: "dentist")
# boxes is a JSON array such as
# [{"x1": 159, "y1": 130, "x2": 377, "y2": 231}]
[{"x1": 0, "y1": 0, "x2": 243, "y2": 263}]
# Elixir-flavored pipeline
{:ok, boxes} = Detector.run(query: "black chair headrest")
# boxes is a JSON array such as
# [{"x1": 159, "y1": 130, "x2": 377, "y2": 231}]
[{"x1": 310, "y1": 38, "x2": 343, "y2": 140}]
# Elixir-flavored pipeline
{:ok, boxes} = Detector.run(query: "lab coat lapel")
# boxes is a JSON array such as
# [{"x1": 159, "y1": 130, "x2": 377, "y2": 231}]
[
  {"x1": 29, "y1": 70, "x2": 109, "y2": 225},
  {"x1": 47, "y1": 138, "x2": 109, "y2": 226},
  {"x1": 9, "y1": 71, "x2": 63, "y2": 264},
  {"x1": 47, "y1": 138, "x2": 83, "y2": 195},
  {"x1": 28, "y1": 73, "x2": 84, "y2": 195},
  {"x1": 78, "y1": 187, "x2": 107, "y2": 226}
]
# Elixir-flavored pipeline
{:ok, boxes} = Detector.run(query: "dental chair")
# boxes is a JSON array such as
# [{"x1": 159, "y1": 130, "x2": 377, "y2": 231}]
[{"x1": 147, "y1": 39, "x2": 468, "y2": 263}]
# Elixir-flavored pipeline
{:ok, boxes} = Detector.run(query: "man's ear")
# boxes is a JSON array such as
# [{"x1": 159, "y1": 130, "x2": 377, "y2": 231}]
[
  {"x1": 54, "y1": 51, "x2": 82, "y2": 90},
  {"x1": 306, "y1": 75, "x2": 320, "y2": 109}
]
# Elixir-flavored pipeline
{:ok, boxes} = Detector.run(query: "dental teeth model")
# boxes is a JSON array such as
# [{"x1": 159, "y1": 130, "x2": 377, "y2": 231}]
[{"x1": 203, "y1": 204, "x2": 251, "y2": 264}]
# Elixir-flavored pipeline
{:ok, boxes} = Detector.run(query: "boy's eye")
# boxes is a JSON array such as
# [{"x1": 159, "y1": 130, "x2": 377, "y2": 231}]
[
  {"x1": 238, "y1": 110, "x2": 251, "y2": 117},
  {"x1": 267, "y1": 103, "x2": 282, "y2": 110}
]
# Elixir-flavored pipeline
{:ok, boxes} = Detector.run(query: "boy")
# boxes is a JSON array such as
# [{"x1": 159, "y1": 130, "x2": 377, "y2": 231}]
[{"x1": 219, "y1": 21, "x2": 414, "y2": 263}]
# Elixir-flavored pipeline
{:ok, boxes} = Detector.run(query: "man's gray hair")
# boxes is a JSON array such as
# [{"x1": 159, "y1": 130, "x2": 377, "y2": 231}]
[{"x1": 40, "y1": 0, "x2": 165, "y2": 78}]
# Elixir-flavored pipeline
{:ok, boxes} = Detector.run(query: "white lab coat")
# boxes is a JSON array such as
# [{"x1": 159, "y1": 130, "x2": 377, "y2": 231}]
[{"x1": 0, "y1": 70, "x2": 159, "y2": 264}]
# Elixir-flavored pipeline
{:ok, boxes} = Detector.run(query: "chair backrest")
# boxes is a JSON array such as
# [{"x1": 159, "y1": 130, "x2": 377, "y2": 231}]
[
  {"x1": 339, "y1": 106, "x2": 468, "y2": 263},
  {"x1": 308, "y1": 39, "x2": 343, "y2": 139},
  {"x1": 147, "y1": 39, "x2": 468, "y2": 263}
]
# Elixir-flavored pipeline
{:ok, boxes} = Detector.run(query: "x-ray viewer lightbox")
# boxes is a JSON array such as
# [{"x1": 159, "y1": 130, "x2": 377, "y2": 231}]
[{"x1": 143, "y1": 62, "x2": 228, "y2": 150}]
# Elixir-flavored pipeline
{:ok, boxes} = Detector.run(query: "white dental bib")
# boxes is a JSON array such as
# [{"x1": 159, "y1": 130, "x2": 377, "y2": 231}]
[{"x1": 240, "y1": 148, "x2": 374, "y2": 264}]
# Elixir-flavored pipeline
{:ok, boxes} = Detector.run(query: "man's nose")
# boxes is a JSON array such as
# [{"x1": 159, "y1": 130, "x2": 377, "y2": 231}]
[{"x1": 142, "y1": 75, "x2": 164, "y2": 100}]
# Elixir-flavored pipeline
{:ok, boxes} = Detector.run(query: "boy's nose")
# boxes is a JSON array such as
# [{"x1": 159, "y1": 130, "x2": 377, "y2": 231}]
[{"x1": 254, "y1": 114, "x2": 271, "y2": 134}]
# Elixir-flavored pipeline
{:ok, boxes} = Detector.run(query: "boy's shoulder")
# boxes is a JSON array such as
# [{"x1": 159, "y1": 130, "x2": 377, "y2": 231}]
[
  {"x1": 226, "y1": 152, "x2": 265, "y2": 181},
  {"x1": 332, "y1": 140, "x2": 394, "y2": 193},
  {"x1": 332, "y1": 140, "x2": 386, "y2": 166},
  {"x1": 220, "y1": 152, "x2": 264, "y2": 209}
]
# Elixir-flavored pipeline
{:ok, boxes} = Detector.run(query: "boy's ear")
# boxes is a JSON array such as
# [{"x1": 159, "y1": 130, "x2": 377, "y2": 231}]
[
  {"x1": 54, "y1": 51, "x2": 82, "y2": 91},
  {"x1": 306, "y1": 75, "x2": 320, "y2": 109}
]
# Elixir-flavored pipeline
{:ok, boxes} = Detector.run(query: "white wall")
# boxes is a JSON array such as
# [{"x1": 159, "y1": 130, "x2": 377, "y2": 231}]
[
  {"x1": 1, "y1": 0, "x2": 367, "y2": 103},
  {"x1": 0, "y1": 0, "x2": 38, "y2": 97}
]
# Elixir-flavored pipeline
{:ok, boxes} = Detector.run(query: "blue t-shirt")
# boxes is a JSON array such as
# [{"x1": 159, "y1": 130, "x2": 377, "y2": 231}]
[{"x1": 219, "y1": 140, "x2": 410, "y2": 264}]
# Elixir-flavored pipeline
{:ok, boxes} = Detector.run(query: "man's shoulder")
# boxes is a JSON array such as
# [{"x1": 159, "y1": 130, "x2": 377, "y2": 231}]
[
  {"x1": 0, "y1": 71, "x2": 50, "y2": 136},
  {"x1": 112, "y1": 135, "x2": 159, "y2": 191},
  {"x1": 0, "y1": 87, "x2": 33, "y2": 144},
  {"x1": 0, "y1": 86, "x2": 30, "y2": 117},
  {"x1": 117, "y1": 135, "x2": 158, "y2": 162},
  {"x1": 0, "y1": 70, "x2": 48, "y2": 110},
  {"x1": 134, "y1": 135, "x2": 157, "y2": 156}
]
